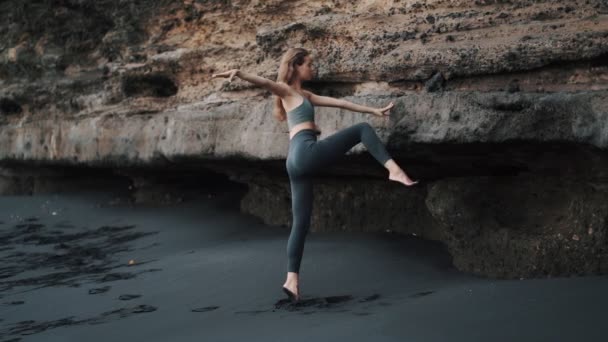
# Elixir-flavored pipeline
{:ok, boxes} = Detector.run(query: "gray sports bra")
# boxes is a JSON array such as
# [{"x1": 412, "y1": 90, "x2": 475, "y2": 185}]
[{"x1": 286, "y1": 96, "x2": 315, "y2": 130}]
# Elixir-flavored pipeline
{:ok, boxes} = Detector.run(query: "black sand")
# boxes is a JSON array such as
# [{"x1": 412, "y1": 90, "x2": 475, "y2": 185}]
[{"x1": 1, "y1": 189, "x2": 607, "y2": 341}]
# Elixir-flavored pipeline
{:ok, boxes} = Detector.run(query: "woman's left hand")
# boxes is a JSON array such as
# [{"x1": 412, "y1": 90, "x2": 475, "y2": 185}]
[
  {"x1": 371, "y1": 102, "x2": 394, "y2": 118},
  {"x1": 211, "y1": 69, "x2": 239, "y2": 82}
]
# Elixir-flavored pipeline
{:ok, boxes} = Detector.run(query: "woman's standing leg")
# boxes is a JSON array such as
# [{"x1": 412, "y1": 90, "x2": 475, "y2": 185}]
[{"x1": 286, "y1": 174, "x2": 314, "y2": 274}]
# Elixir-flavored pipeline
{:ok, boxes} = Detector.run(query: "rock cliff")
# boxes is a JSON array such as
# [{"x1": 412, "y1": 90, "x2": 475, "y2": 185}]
[{"x1": 2, "y1": 0, "x2": 608, "y2": 278}]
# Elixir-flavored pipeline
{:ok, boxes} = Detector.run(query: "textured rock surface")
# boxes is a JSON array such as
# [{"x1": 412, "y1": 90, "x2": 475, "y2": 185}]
[
  {"x1": 2, "y1": 0, "x2": 608, "y2": 278},
  {"x1": 426, "y1": 176, "x2": 608, "y2": 278}
]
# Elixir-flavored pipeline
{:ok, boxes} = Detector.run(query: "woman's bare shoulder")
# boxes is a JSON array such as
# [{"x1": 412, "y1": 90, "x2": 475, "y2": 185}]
[
  {"x1": 280, "y1": 85, "x2": 313, "y2": 101},
  {"x1": 301, "y1": 89, "x2": 315, "y2": 100}
]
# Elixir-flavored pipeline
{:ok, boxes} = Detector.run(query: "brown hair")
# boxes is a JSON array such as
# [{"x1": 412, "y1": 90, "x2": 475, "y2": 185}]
[{"x1": 273, "y1": 47, "x2": 310, "y2": 122}]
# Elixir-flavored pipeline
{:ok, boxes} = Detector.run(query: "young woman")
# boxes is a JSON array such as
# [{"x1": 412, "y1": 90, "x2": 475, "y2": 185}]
[{"x1": 212, "y1": 47, "x2": 417, "y2": 303}]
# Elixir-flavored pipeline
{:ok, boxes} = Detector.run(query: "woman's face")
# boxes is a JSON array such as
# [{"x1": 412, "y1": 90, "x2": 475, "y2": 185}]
[{"x1": 296, "y1": 55, "x2": 315, "y2": 81}]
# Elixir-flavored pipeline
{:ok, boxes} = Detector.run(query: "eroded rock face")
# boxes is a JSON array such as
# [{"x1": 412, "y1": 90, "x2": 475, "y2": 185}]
[
  {"x1": 1, "y1": 0, "x2": 608, "y2": 278},
  {"x1": 426, "y1": 176, "x2": 608, "y2": 279},
  {"x1": 238, "y1": 173, "x2": 441, "y2": 241}
]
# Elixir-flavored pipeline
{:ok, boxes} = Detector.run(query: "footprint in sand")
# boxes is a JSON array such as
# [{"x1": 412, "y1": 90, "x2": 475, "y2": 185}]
[
  {"x1": 88, "y1": 286, "x2": 111, "y2": 295},
  {"x1": 409, "y1": 290, "x2": 435, "y2": 298},
  {"x1": 118, "y1": 294, "x2": 142, "y2": 301},
  {"x1": 192, "y1": 306, "x2": 220, "y2": 312}
]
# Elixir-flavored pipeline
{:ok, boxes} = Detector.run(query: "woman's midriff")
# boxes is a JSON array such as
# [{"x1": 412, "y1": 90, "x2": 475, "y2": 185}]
[{"x1": 289, "y1": 121, "x2": 321, "y2": 140}]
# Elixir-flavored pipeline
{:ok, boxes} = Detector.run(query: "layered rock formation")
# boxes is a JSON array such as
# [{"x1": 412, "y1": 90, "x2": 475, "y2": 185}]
[{"x1": 1, "y1": 0, "x2": 608, "y2": 278}]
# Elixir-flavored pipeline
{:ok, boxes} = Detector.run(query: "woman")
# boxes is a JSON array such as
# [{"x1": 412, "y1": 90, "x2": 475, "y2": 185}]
[{"x1": 212, "y1": 47, "x2": 417, "y2": 303}]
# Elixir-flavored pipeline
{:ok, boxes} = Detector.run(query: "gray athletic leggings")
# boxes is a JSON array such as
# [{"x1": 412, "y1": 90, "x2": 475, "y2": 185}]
[{"x1": 285, "y1": 122, "x2": 392, "y2": 273}]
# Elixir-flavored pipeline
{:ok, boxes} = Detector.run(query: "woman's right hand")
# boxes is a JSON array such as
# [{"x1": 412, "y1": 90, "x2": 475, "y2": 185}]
[
  {"x1": 371, "y1": 101, "x2": 394, "y2": 118},
  {"x1": 211, "y1": 69, "x2": 239, "y2": 82}
]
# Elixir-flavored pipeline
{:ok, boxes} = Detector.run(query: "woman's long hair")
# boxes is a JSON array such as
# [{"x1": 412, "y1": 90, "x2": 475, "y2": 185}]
[{"x1": 273, "y1": 47, "x2": 310, "y2": 122}]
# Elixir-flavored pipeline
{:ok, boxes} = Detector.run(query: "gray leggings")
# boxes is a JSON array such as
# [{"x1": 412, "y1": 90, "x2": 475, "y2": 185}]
[{"x1": 285, "y1": 122, "x2": 392, "y2": 273}]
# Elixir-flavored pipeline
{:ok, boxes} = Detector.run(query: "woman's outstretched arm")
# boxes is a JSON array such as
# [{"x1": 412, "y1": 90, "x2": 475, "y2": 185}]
[
  {"x1": 211, "y1": 68, "x2": 290, "y2": 97},
  {"x1": 302, "y1": 90, "x2": 393, "y2": 118}
]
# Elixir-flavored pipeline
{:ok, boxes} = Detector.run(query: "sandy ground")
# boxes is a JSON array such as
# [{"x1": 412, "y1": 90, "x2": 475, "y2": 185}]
[{"x1": 1, "y1": 188, "x2": 607, "y2": 342}]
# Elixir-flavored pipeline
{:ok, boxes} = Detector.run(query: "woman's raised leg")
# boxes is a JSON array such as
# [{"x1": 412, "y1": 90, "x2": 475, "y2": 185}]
[
  {"x1": 307, "y1": 122, "x2": 418, "y2": 186},
  {"x1": 309, "y1": 122, "x2": 392, "y2": 171}
]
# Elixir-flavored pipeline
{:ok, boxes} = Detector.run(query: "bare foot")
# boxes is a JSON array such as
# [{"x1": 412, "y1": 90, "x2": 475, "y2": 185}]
[
  {"x1": 389, "y1": 169, "x2": 418, "y2": 186},
  {"x1": 282, "y1": 280, "x2": 300, "y2": 301}
]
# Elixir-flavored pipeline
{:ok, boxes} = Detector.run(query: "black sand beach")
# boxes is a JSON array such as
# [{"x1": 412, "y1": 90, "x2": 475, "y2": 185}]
[{"x1": 1, "y1": 189, "x2": 607, "y2": 342}]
